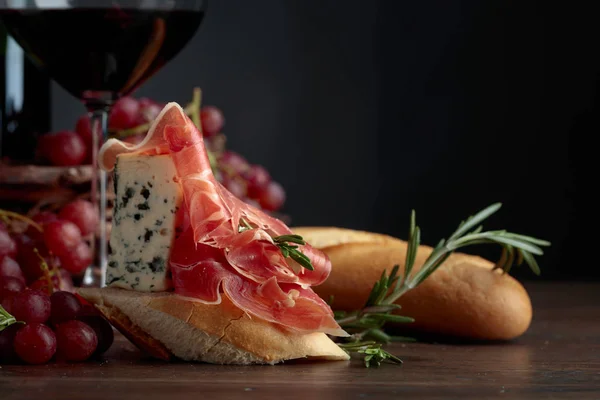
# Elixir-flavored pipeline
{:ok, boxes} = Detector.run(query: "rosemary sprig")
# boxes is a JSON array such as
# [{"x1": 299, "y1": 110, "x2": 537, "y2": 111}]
[
  {"x1": 237, "y1": 218, "x2": 315, "y2": 271},
  {"x1": 338, "y1": 341, "x2": 403, "y2": 367},
  {"x1": 336, "y1": 202, "x2": 550, "y2": 367},
  {"x1": 273, "y1": 234, "x2": 314, "y2": 271},
  {"x1": 0, "y1": 305, "x2": 22, "y2": 332},
  {"x1": 384, "y1": 202, "x2": 550, "y2": 305}
]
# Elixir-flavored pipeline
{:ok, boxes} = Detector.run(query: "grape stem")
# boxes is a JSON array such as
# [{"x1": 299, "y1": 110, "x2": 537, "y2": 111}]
[
  {"x1": 0, "y1": 208, "x2": 43, "y2": 232},
  {"x1": 33, "y1": 248, "x2": 55, "y2": 296}
]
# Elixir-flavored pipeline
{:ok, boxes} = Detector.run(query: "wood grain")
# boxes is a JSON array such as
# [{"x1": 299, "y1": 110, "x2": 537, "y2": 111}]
[{"x1": 1, "y1": 282, "x2": 599, "y2": 400}]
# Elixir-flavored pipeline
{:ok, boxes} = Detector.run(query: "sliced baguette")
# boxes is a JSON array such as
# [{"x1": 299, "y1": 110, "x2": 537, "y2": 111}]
[
  {"x1": 78, "y1": 287, "x2": 350, "y2": 365},
  {"x1": 292, "y1": 226, "x2": 533, "y2": 341}
]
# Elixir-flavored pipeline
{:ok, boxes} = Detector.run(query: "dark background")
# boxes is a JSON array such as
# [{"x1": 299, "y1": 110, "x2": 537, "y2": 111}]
[{"x1": 51, "y1": 1, "x2": 591, "y2": 281}]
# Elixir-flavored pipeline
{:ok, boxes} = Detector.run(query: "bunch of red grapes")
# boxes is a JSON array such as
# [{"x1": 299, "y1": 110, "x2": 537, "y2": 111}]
[
  {"x1": 0, "y1": 199, "x2": 99, "y2": 287},
  {"x1": 1, "y1": 200, "x2": 112, "y2": 365},
  {"x1": 36, "y1": 95, "x2": 286, "y2": 212},
  {"x1": 0, "y1": 290, "x2": 114, "y2": 365}
]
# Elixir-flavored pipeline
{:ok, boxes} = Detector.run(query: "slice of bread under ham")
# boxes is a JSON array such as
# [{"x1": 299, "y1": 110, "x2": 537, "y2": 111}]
[{"x1": 78, "y1": 287, "x2": 350, "y2": 365}]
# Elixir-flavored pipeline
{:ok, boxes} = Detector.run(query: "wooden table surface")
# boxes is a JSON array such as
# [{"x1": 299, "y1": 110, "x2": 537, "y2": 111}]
[{"x1": 1, "y1": 282, "x2": 599, "y2": 400}]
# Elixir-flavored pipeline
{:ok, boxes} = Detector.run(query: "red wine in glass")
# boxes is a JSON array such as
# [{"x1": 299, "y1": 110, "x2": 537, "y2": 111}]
[
  {"x1": 0, "y1": 8, "x2": 205, "y2": 102},
  {"x1": 0, "y1": 1, "x2": 206, "y2": 286}
]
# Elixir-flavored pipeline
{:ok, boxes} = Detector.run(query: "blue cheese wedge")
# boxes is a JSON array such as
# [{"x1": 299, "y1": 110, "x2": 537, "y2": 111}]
[{"x1": 107, "y1": 153, "x2": 183, "y2": 291}]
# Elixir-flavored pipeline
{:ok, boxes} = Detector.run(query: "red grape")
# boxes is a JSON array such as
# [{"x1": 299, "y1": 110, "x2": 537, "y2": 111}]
[
  {"x1": 0, "y1": 222, "x2": 7, "y2": 233},
  {"x1": 50, "y1": 291, "x2": 82, "y2": 325},
  {"x1": 55, "y1": 320, "x2": 98, "y2": 362},
  {"x1": 78, "y1": 304, "x2": 100, "y2": 318},
  {"x1": 200, "y1": 106, "x2": 225, "y2": 137},
  {"x1": 38, "y1": 131, "x2": 87, "y2": 166},
  {"x1": 29, "y1": 268, "x2": 71, "y2": 294},
  {"x1": 59, "y1": 241, "x2": 92, "y2": 275},
  {"x1": 137, "y1": 97, "x2": 162, "y2": 124},
  {"x1": 26, "y1": 211, "x2": 59, "y2": 242},
  {"x1": 11, "y1": 233, "x2": 33, "y2": 253},
  {"x1": 219, "y1": 150, "x2": 249, "y2": 175},
  {"x1": 16, "y1": 242, "x2": 56, "y2": 284},
  {"x1": 14, "y1": 323, "x2": 57, "y2": 364},
  {"x1": 109, "y1": 96, "x2": 139, "y2": 130},
  {"x1": 0, "y1": 276, "x2": 25, "y2": 302},
  {"x1": 1, "y1": 295, "x2": 14, "y2": 314},
  {"x1": 0, "y1": 229, "x2": 17, "y2": 258},
  {"x1": 76, "y1": 315, "x2": 114, "y2": 356},
  {"x1": 11, "y1": 289, "x2": 51, "y2": 324},
  {"x1": 0, "y1": 324, "x2": 20, "y2": 363},
  {"x1": 222, "y1": 176, "x2": 246, "y2": 199},
  {"x1": 0, "y1": 256, "x2": 25, "y2": 283},
  {"x1": 259, "y1": 181, "x2": 286, "y2": 212},
  {"x1": 58, "y1": 200, "x2": 99, "y2": 236},
  {"x1": 32, "y1": 211, "x2": 59, "y2": 225},
  {"x1": 138, "y1": 97, "x2": 156, "y2": 108},
  {"x1": 29, "y1": 278, "x2": 52, "y2": 294},
  {"x1": 244, "y1": 165, "x2": 271, "y2": 199},
  {"x1": 43, "y1": 220, "x2": 82, "y2": 257}
]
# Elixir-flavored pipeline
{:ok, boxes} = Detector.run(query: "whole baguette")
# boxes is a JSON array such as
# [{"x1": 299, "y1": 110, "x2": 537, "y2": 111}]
[
  {"x1": 292, "y1": 227, "x2": 532, "y2": 341},
  {"x1": 78, "y1": 287, "x2": 349, "y2": 365}
]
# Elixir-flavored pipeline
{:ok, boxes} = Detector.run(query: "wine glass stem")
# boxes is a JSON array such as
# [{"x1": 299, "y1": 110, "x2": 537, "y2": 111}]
[{"x1": 83, "y1": 106, "x2": 109, "y2": 288}]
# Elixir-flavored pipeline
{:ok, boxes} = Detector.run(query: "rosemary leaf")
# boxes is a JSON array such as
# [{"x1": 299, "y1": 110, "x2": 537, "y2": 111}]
[
  {"x1": 367, "y1": 314, "x2": 415, "y2": 324},
  {"x1": 449, "y1": 232, "x2": 545, "y2": 255},
  {"x1": 499, "y1": 232, "x2": 552, "y2": 246},
  {"x1": 520, "y1": 250, "x2": 541, "y2": 276},
  {"x1": 289, "y1": 248, "x2": 314, "y2": 271},
  {"x1": 270, "y1": 233, "x2": 315, "y2": 271},
  {"x1": 273, "y1": 234, "x2": 306, "y2": 245},
  {"x1": 362, "y1": 304, "x2": 402, "y2": 314},
  {"x1": 448, "y1": 202, "x2": 502, "y2": 240},
  {"x1": 364, "y1": 328, "x2": 392, "y2": 343}
]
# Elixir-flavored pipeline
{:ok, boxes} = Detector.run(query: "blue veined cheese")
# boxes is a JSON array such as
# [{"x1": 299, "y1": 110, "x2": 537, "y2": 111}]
[{"x1": 107, "y1": 153, "x2": 183, "y2": 291}]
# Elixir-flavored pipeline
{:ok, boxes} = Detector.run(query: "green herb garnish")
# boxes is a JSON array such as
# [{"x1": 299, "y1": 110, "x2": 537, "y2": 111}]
[
  {"x1": 0, "y1": 305, "x2": 22, "y2": 332},
  {"x1": 273, "y1": 234, "x2": 314, "y2": 271},
  {"x1": 338, "y1": 341, "x2": 403, "y2": 367},
  {"x1": 237, "y1": 218, "x2": 314, "y2": 271},
  {"x1": 336, "y1": 202, "x2": 550, "y2": 367}
]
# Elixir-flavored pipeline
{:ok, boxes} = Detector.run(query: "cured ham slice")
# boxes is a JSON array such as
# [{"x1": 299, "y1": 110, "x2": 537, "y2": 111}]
[
  {"x1": 170, "y1": 229, "x2": 346, "y2": 336},
  {"x1": 99, "y1": 102, "x2": 346, "y2": 336},
  {"x1": 98, "y1": 103, "x2": 189, "y2": 171}
]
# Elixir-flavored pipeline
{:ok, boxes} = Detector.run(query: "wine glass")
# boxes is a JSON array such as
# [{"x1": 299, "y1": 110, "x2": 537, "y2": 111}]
[{"x1": 0, "y1": 0, "x2": 207, "y2": 287}]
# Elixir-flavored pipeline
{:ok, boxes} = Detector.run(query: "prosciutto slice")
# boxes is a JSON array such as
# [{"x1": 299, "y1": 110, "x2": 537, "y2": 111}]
[
  {"x1": 170, "y1": 229, "x2": 346, "y2": 336},
  {"x1": 99, "y1": 102, "x2": 346, "y2": 336}
]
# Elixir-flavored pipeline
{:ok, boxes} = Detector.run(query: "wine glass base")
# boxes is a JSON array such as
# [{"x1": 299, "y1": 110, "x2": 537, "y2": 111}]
[{"x1": 82, "y1": 265, "x2": 105, "y2": 288}]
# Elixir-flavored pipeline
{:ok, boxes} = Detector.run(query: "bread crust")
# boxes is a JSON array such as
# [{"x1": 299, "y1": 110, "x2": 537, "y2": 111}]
[
  {"x1": 292, "y1": 227, "x2": 533, "y2": 341},
  {"x1": 95, "y1": 303, "x2": 173, "y2": 361},
  {"x1": 78, "y1": 287, "x2": 350, "y2": 364}
]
